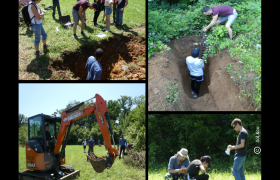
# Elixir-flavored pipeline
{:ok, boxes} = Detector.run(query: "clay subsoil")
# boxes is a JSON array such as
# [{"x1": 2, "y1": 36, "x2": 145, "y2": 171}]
[
  {"x1": 48, "y1": 34, "x2": 145, "y2": 80},
  {"x1": 148, "y1": 35, "x2": 254, "y2": 111}
]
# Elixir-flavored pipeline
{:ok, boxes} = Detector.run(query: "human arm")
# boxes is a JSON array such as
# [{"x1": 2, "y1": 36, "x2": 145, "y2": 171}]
[
  {"x1": 203, "y1": 14, "x2": 218, "y2": 32},
  {"x1": 79, "y1": 6, "x2": 85, "y2": 22},
  {"x1": 121, "y1": 0, "x2": 128, "y2": 11},
  {"x1": 168, "y1": 157, "x2": 186, "y2": 174},
  {"x1": 199, "y1": 165, "x2": 206, "y2": 174},
  {"x1": 30, "y1": 4, "x2": 42, "y2": 20},
  {"x1": 228, "y1": 139, "x2": 245, "y2": 150}
]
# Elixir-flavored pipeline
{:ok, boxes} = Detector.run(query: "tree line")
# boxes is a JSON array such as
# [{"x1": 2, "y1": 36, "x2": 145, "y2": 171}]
[
  {"x1": 19, "y1": 95, "x2": 146, "y2": 151},
  {"x1": 148, "y1": 114, "x2": 261, "y2": 166}
]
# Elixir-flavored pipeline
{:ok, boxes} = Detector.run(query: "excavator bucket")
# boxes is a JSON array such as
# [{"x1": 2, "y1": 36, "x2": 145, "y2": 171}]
[{"x1": 87, "y1": 152, "x2": 113, "y2": 173}]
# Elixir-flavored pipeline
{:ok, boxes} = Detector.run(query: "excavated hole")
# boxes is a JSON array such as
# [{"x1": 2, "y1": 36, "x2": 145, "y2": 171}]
[{"x1": 50, "y1": 34, "x2": 146, "y2": 80}]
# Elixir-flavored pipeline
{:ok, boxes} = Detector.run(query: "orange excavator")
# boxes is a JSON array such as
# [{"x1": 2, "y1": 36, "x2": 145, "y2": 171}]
[{"x1": 19, "y1": 94, "x2": 119, "y2": 180}]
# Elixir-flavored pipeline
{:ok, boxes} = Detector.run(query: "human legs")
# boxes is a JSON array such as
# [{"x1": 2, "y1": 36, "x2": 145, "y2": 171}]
[
  {"x1": 232, "y1": 156, "x2": 246, "y2": 180},
  {"x1": 87, "y1": 147, "x2": 93, "y2": 161},
  {"x1": 116, "y1": 8, "x2": 120, "y2": 26},
  {"x1": 193, "y1": 173, "x2": 209, "y2": 180},
  {"x1": 72, "y1": 9, "x2": 79, "y2": 35},
  {"x1": 190, "y1": 75, "x2": 203, "y2": 96}
]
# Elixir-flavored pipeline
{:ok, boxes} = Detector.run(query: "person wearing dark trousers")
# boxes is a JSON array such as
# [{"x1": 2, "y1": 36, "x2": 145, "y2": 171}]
[
  {"x1": 183, "y1": 156, "x2": 211, "y2": 180},
  {"x1": 87, "y1": 136, "x2": 95, "y2": 161},
  {"x1": 227, "y1": 118, "x2": 248, "y2": 180},
  {"x1": 186, "y1": 47, "x2": 204, "y2": 98},
  {"x1": 112, "y1": 0, "x2": 118, "y2": 24},
  {"x1": 52, "y1": 0, "x2": 62, "y2": 19},
  {"x1": 93, "y1": 0, "x2": 102, "y2": 26},
  {"x1": 119, "y1": 134, "x2": 127, "y2": 159}
]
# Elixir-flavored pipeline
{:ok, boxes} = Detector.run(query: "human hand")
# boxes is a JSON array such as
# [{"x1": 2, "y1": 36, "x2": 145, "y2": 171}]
[
  {"x1": 121, "y1": 8, "x2": 124, "y2": 11},
  {"x1": 203, "y1": 27, "x2": 208, "y2": 32},
  {"x1": 227, "y1": 145, "x2": 234, "y2": 150}
]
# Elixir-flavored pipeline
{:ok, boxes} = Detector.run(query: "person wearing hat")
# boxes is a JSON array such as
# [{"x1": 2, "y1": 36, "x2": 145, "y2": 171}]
[
  {"x1": 227, "y1": 118, "x2": 248, "y2": 180},
  {"x1": 168, "y1": 148, "x2": 190, "y2": 180},
  {"x1": 183, "y1": 155, "x2": 211, "y2": 180},
  {"x1": 186, "y1": 47, "x2": 204, "y2": 98}
]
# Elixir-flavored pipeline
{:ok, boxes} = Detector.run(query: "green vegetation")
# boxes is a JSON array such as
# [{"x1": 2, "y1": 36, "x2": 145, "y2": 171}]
[
  {"x1": 148, "y1": 0, "x2": 261, "y2": 110},
  {"x1": 148, "y1": 114, "x2": 261, "y2": 172},
  {"x1": 19, "y1": 145, "x2": 145, "y2": 180},
  {"x1": 163, "y1": 81, "x2": 180, "y2": 106},
  {"x1": 149, "y1": 162, "x2": 261, "y2": 180},
  {"x1": 19, "y1": 0, "x2": 145, "y2": 79}
]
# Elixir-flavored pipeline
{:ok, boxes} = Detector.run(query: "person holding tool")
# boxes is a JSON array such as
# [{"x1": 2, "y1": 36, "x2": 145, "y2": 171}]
[
  {"x1": 72, "y1": 0, "x2": 97, "y2": 38},
  {"x1": 201, "y1": 5, "x2": 238, "y2": 40}
]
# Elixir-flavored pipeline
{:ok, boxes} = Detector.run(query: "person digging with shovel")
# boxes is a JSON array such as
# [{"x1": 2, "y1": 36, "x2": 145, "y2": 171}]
[{"x1": 201, "y1": 5, "x2": 238, "y2": 40}]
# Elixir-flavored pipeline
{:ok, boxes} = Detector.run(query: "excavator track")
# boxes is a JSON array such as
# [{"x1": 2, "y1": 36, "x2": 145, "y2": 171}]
[{"x1": 18, "y1": 166, "x2": 80, "y2": 180}]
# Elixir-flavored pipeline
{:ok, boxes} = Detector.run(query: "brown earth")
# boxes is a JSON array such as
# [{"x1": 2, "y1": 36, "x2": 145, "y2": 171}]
[
  {"x1": 20, "y1": 34, "x2": 146, "y2": 80},
  {"x1": 148, "y1": 35, "x2": 255, "y2": 111}
]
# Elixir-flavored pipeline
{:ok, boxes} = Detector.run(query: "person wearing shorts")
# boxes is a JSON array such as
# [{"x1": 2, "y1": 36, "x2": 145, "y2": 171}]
[
  {"x1": 186, "y1": 47, "x2": 204, "y2": 98},
  {"x1": 72, "y1": 1, "x2": 97, "y2": 38},
  {"x1": 103, "y1": 0, "x2": 113, "y2": 32},
  {"x1": 201, "y1": 5, "x2": 238, "y2": 40}
]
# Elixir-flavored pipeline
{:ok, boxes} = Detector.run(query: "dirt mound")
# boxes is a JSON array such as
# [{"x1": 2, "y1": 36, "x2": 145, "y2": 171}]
[
  {"x1": 48, "y1": 34, "x2": 145, "y2": 80},
  {"x1": 148, "y1": 35, "x2": 254, "y2": 111}
]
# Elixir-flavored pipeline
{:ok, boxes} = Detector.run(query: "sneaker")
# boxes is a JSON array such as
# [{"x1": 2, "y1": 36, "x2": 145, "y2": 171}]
[
  {"x1": 94, "y1": 23, "x2": 98, "y2": 27},
  {"x1": 35, "y1": 51, "x2": 44, "y2": 56},
  {"x1": 73, "y1": 34, "x2": 78, "y2": 39},
  {"x1": 194, "y1": 93, "x2": 198, "y2": 98},
  {"x1": 105, "y1": 29, "x2": 110, "y2": 33},
  {"x1": 81, "y1": 31, "x2": 86, "y2": 36},
  {"x1": 43, "y1": 44, "x2": 51, "y2": 49},
  {"x1": 191, "y1": 91, "x2": 195, "y2": 94}
]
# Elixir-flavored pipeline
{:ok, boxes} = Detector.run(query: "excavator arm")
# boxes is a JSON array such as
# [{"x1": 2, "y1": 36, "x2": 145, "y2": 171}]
[{"x1": 53, "y1": 94, "x2": 118, "y2": 173}]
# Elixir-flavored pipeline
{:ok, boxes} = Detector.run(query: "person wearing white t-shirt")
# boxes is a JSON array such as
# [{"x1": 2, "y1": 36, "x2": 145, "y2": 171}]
[
  {"x1": 28, "y1": 0, "x2": 51, "y2": 57},
  {"x1": 82, "y1": 139, "x2": 87, "y2": 153},
  {"x1": 186, "y1": 47, "x2": 204, "y2": 98}
]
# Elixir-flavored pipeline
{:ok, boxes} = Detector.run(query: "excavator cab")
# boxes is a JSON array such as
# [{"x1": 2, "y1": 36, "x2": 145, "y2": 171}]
[{"x1": 26, "y1": 114, "x2": 64, "y2": 171}]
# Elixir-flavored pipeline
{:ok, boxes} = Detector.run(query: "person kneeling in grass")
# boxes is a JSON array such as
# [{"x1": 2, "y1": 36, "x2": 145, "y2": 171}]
[
  {"x1": 168, "y1": 148, "x2": 190, "y2": 180},
  {"x1": 72, "y1": 0, "x2": 97, "y2": 38},
  {"x1": 183, "y1": 156, "x2": 211, "y2": 180},
  {"x1": 85, "y1": 48, "x2": 104, "y2": 80},
  {"x1": 201, "y1": 5, "x2": 238, "y2": 40}
]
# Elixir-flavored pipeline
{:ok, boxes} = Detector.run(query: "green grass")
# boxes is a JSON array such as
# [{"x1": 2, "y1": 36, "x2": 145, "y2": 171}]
[
  {"x1": 19, "y1": 145, "x2": 145, "y2": 179},
  {"x1": 19, "y1": 0, "x2": 145, "y2": 79},
  {"x1": 148, "y1": 160, "x2": 261, "y2": 180}
]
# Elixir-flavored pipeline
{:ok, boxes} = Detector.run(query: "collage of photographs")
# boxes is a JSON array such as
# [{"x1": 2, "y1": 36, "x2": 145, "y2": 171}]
[{"x1": 18, "y1": 0, "x2": 261, "y2": 179}]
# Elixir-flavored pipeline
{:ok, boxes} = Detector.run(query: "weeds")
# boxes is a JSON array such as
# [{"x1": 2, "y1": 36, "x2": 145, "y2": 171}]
[{"x1": 163, "y1": 81, "x2": 179, "y2": 106}]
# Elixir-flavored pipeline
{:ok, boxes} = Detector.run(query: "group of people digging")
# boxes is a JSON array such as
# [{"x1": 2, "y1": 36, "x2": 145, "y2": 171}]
[
  {"x1": 186, "y1": 5, "x2": 238, "y2": 98},
  {"x1": 167, "y1": 118, "x2": 248, "y2": 180},
  {"x1": 25, "y1": 0, "x2": 128, "y2": 80}
]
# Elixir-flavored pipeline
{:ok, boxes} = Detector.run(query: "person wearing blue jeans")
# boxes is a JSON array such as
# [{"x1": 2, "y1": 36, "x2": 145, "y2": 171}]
[
  {"x1": 52, "y1": 0, "x2": 62, "y2": 19},
  {"x1": 87, "y1": 136, "x2": 95, "y2": 161},
  {"x1": 116, "y1": 0, "x2": 128, "y2": 28},
  {"x1": 227, "y1": 118, "x2": 248, "y2": 180},
  {"x1": 28, "y1": 0, "x2": 50, "y2": 56},
  {"x1": 119, "y1": 134, "x2": 127, "y2": 159},
  {"x1": 201, "y1": 5, "x2": 238, "y2": 40}
]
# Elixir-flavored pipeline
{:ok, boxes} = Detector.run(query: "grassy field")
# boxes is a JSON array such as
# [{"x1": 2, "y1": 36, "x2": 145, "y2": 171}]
[
  {"x1": 19, "y1": 0, "x2": 145, "y2": 80},
  {"x1": 19, "y1": 145, "x2": 146, "y2": 179},
  {"x1": 148, "y1": 161, "x2": 261, "y2": 180}
]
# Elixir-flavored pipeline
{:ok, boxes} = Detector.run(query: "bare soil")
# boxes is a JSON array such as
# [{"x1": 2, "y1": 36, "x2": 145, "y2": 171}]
[
  {"x1": 19, "y1": 34, "x2": 146, "y2": 80},
  {"x1": 148, "y1": 35, "x2": 255, "y2": 111}
]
